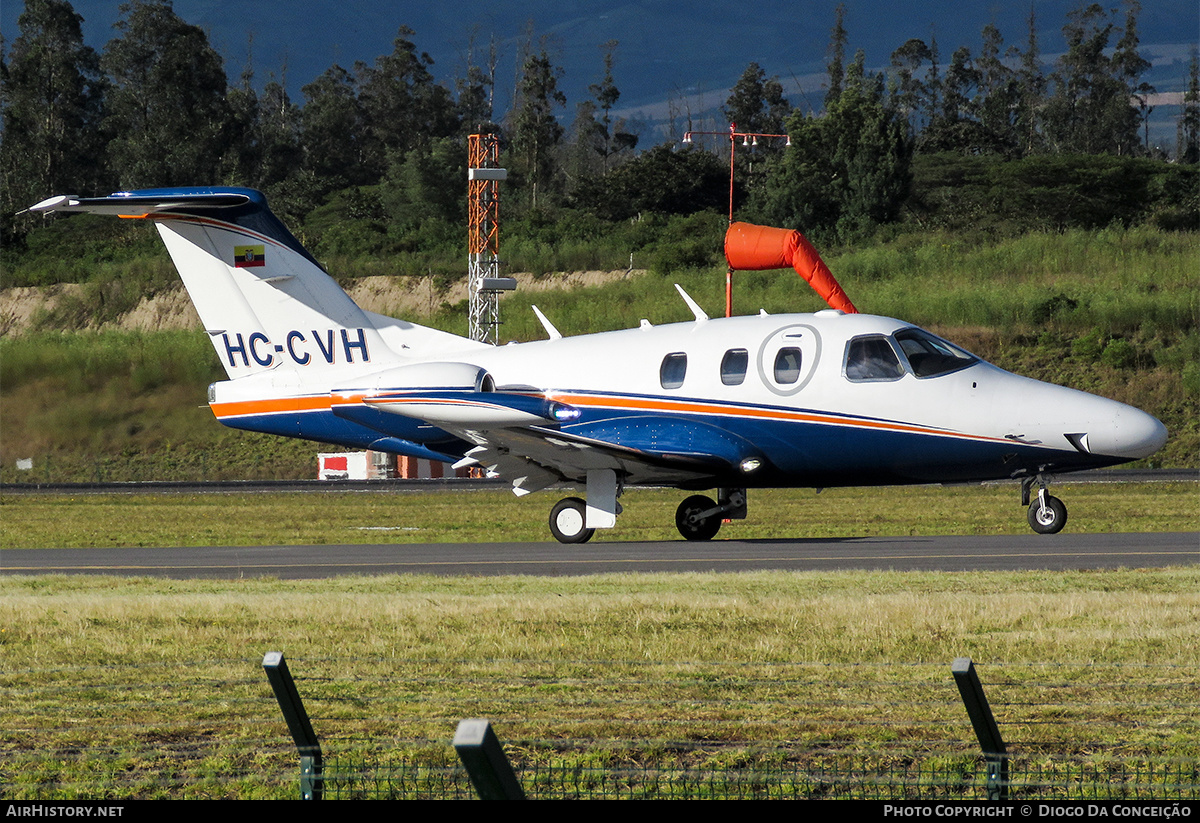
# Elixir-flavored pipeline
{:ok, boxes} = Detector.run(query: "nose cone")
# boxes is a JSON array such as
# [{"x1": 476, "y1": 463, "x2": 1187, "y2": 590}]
[{"x1": 1079, "y1": 403, "x2": 1168, "y2": 460}]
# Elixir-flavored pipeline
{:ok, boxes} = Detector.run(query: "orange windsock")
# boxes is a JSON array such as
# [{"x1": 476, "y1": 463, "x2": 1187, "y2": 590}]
[{"x1": 724, "y1": 222, "x2": 857, "y2": 314}]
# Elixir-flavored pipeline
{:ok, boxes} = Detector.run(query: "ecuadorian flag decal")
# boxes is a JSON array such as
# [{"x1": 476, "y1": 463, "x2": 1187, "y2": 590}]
[{"x1": 234, "y1": 245, "x2": 266, "y2": 268}]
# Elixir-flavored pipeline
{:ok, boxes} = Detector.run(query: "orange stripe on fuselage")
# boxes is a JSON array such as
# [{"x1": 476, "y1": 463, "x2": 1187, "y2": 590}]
[{"x1": 210, "y1": 395, "x2": 332, "y2": 419}]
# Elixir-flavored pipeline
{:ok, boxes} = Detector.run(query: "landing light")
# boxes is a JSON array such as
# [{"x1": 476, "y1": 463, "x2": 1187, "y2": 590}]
[
  {"x1": 550, "y1": 403, "x2": 582, "y2": 422},
  {"x1": 740, "y1": 458, "x2": 762, "y2": 473}
]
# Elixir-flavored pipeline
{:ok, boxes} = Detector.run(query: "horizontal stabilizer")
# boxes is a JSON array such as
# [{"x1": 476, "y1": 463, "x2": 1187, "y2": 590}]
[{"x1": 29, "y1": 191, "x2": 253, "y2": 216}]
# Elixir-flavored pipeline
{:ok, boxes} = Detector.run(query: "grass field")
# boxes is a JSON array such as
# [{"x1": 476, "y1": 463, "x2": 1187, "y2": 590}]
[
  {"x1": 1, "y1": 482, "x2": 1197, "y2": 548},
  {"x1": 0, "y1": 483, "x2": 1196, "y2": 798},
  {"x1": 1, "y1": 565, "x2": 1197, "y2": 798}
]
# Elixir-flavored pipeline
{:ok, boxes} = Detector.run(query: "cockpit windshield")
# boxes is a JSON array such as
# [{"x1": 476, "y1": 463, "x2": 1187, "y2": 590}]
[
  {"x1": 844, "y1": 328, "x2": 978, "y2": 382},
  {"x1": 893, "y1": 328, "x2": 978, "y2": 377}
]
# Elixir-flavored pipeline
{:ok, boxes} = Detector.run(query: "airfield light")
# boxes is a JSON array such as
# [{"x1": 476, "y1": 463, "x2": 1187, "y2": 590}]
[{"x1": 678, "y1": 123, "x2": 791, "y2": 317}]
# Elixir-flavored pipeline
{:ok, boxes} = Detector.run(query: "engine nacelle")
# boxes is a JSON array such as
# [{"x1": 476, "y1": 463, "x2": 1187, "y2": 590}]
[{"x1": 333, "y1": 361, "x2": 494, "y2": 395}]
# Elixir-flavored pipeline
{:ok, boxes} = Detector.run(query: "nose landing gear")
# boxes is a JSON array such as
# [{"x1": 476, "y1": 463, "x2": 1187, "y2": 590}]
[{"x1": 1022, "y1": 476, "x2": 1068, "y2": 534}]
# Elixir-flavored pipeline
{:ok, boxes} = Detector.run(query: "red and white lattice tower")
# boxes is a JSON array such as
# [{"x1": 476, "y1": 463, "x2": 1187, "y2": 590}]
[{"x1": 467, "y1": 133, "x2": 509, "y2": 344}]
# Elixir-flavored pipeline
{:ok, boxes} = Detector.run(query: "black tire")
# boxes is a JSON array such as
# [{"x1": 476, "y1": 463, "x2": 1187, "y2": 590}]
[
  {"x1": 550, "y1": 497, "x2": 594, "y2": 544},
  {"x1": 1027, "y1": 494, "x2": 1068, "y2": 534},
  {"x1": 675, "y1": 494, "x2": 722, "y2": 541}
]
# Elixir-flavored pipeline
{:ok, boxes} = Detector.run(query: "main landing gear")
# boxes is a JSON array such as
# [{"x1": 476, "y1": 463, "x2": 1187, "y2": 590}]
[
  {"x1": 1022, "y1": 476, "x2": 1068, "y2": 534},
  {"x1": 674, "y1": 489, "x2": 746, "y2": 541},
  {"x1": 549, "y1": 497, "x2": 594, "y2": 544},
  {"x1": 546, "y1": 477, "x2": 748, "y2": 544}
]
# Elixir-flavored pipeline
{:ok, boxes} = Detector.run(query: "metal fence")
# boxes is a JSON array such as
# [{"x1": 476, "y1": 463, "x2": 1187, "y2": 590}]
[
  {"x1": 4, "y1": 654, "x2": 1197, "y2": 800},
  {"x1": 314, "y1": 747, "x2": 1200, "y2": 800},
  {"x1": 263, "y1": 653, "x2": 1199, "y2": 801}
]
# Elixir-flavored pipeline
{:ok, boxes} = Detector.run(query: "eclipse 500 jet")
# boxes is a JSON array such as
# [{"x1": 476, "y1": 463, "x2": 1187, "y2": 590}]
[{"x1": 29, "y1": 188, "x2": 1167, "y2": 543}]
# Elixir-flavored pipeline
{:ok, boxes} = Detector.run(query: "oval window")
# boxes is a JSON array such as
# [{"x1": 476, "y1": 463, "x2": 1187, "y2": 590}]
[{"x1": 773, "y1": 347, "x2": 802, "y2": 384}]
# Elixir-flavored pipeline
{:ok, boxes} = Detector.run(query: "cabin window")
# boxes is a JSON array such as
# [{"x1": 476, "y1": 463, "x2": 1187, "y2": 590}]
[
  {"x1": 720, "y1": 349, "x2": 748, "y2": 385},
  {"x1": 773, "y1": 347, "x2": 802, "y2": 384},
  {"x1": 660, "y1": 352, "x2": 687, "y2": 389},
  {"x1": 894, "y1": 328, "x2": 977, "y2": 377},
  {"x1": 844, "y1": 336, "x2": 904, "y2": 382}
]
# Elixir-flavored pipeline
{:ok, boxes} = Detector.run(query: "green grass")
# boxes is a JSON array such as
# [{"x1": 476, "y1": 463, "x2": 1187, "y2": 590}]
[
  {"x1": 1, "y1": 567, "x2": 1197, "y2": 798},
  {"x1": 1, "y1": 483, "x2": 1196, "y2": 549}
]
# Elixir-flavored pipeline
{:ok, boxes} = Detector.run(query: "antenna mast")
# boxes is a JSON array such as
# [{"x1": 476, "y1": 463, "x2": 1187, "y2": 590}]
[{"x1": 467, "y1": 133, "x2": 511, "y2": 344}]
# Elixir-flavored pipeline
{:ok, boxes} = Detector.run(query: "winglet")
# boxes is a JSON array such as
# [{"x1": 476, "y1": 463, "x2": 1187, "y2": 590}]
[
  {"x1": 674, "y1": 284, "x2": 709, "y2": 322},
  {"x1": 531, "y1": 305, "x2": 562, "y2": 340}
]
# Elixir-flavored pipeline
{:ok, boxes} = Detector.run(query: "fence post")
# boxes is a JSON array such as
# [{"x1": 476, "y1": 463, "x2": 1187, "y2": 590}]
[
  {"x1": 263, "y1": 651, "x2": 323, "y2": 800},
  {"x1": 453, "y1": 719, "x2": 525, "y2": 799},
  {"x1": 951, "y1": 657, "x2": 1008, "y2": 801}
]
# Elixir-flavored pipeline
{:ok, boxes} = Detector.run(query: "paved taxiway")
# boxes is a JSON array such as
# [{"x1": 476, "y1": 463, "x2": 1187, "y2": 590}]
[{"x1": 2, "y1": 532, "x2": 1195, "y2": 579}]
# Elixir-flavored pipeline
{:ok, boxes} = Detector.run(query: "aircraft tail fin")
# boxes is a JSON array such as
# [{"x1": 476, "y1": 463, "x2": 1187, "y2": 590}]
[{"x1": 29, "y1": 188, "x2": 481, "y2": 381}]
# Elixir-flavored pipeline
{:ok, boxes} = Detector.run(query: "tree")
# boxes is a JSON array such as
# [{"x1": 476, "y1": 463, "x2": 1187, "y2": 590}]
[
  {"x1": 455, "y1": 31, "x2": 498, "y2": 135},
  {"x1": 571, "y1": 143, "x2": 729, "y2": 221},
  {"x1": 588, "y1": 40, "x2": 637, "y2": 172},
  {"x1": 253, "y1": 79, "x2": 303, "y2": 191},
  {"x1": 890, "y1": 38, "x2": 933, "y2": 133},
  {"x1": 355, "y1": 26, "x2": 459, "y2": 177},
  {"x1": 1, "y1": 0, "x2": 107, "y2": 217},
  {"x1": 1013, "y1": 5, "x2": 1047, "y2": 155},
  {"x1": 754, "y1": 52, "x2": 912, "y2": 242},
  {"x1": 299, "y1": 65, "x2": 367, "y2": 192},
  {"x1": 101, "y1": 0, "x2": 231, "y2": 187},
  {"x1": 1111, "y1": 0, "x2": 1153, "y2": 155},
  {"x1": 1179, "y1": 49, "x2": 1200, "y2": 163},
  {"x1": 1043, "y1": 2, "x2": 1140, "y2": 155},
  {"x1": 918, "y1": 45, "x2": 1002, "y2": 154},
  {"x1": 975, "y1": 22, "x2": 1019, "y2": 153},
  {"x1": 509, "y1": 46, "x2": 566, "y2": 210},
  {"x1": 825, "y1": 4, "x2": 847, "y2": 108}
]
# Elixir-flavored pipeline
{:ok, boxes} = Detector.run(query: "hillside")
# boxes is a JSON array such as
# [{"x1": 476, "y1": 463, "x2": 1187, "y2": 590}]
[{"x1": 1, "y1": 226, "x2": 1195, "y2": 481}]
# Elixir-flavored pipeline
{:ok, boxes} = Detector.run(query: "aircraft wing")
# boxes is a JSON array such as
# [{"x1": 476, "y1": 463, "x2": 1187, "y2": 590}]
[
  {"x1": 337, "y1": 386, "x2": 760, "y2": 495},
  {"x1": 449, "y1": 422, "x2": 741, "y2": 496}
]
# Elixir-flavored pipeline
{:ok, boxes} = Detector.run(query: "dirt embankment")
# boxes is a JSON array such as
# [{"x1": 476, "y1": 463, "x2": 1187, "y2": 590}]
[{"x1": 0, "y1": 270, "x2": 642, "y2": 334}]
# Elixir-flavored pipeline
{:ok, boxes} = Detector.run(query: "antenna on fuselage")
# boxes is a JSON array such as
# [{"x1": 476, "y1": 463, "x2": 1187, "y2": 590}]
[
  {"x1": 674, "y1": 284, "x2": 709, "y2": 322},
  {"x1": 531, "y1": 305, "x2": 562, "y2": 340}
]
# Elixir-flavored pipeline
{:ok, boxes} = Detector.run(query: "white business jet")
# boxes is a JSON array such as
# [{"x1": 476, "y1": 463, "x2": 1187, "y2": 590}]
[{"x1": 29, "y1": 188, "x2": 1167, "y2": 543}]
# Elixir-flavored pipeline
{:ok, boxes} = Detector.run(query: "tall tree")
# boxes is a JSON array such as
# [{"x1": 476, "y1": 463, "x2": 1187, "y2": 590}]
[
  {"x1": 509, "y1": 46, "x2": 566, "y2": 209},
  {"x1": 724, "y1": 62, "x2": 790, "y2": 136},
  {"x1": 588, "y1": 40, "x2": 637, "y2": 172},
  {"x1": 1111, "y1": 0, "x2": 1153, "y2": 154},
  {"x1": 975, "y1": 22, "x2": 1019, "y2": 152},
  {"x1": 824, "y1": 4, "x2": 848, "y2": 108},
  {"x1": 1, "y1": 0, "x2": 106, "y2": 216},
  {"x1": 1043, "y1": 2, "x2": 1139, "y2": 155},
  {"x1": 1179, "y1": 49, "x2": 1200, "y2": 163},
  {"x1": 299, "y1": 64, "x2": 367, "y2": 192},
  {"x1": 456, "y1": 31, "x2": 498, "y2": 134},
  {"x1": 1012, "y1": 5, "x2": 1047, "y2": 156},
  {"x1": 355, "y1": 26, "x2": 459, "y2": 177},
  {"x1": 101, "y1": 0, "x2": 230, "y2": 187},
  {"x1": 756, "y1": 52, "x2": 912, "y2": 242},
  {"x1": 890, "y1": 38, "x2": 934, "y2": 133}
]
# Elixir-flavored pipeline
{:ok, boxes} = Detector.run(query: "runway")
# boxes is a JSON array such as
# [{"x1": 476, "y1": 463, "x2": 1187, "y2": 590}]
[{"x1": 1, "y1": 532, "x2": 1195, "y2": 579}]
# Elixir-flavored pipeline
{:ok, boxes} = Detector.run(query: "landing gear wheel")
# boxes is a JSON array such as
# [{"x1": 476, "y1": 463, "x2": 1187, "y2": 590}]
[
  {"x1": 1027, "y1": 494, "x2": 1068, "y2": 534},
  {"x1": 676, "y1": 495, "x2": 722, "y2": 541},
  {"x1": 550, "y1": 497, "x2": 594, "y2": 544}
]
